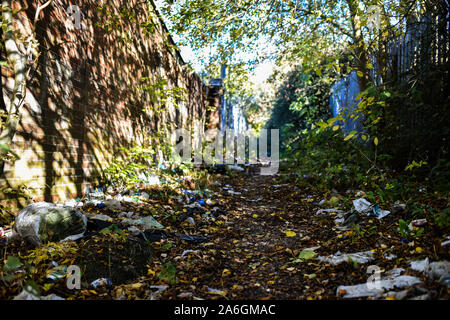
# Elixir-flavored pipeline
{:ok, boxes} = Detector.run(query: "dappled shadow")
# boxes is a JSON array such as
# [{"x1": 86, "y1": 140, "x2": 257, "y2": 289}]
[{"x1": 1, "y1": 0, "x2": 206, "y2": 206}]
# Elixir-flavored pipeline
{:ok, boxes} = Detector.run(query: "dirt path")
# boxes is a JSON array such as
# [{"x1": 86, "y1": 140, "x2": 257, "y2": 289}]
[
  {"x1": 154, "y1": 170, "x2": 448, "y2": 300},
  {"x1": 1, "y1": 169, "x2": 448, "y2": 300}
]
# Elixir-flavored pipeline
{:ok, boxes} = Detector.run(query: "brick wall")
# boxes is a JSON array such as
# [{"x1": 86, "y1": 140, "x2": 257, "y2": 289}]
[{"x1": 1, "y1": 0, "x2": 209, "y2": 206}]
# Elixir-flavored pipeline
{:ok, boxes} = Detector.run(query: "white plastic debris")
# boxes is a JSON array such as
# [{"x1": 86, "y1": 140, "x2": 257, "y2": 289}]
[
  {"x1": 127, "y1": 226, "x2": 141, "y2": 236},
  {"x1": 353, "y1": 198, "x2": 372, "y2": 213},
  {"x1": 123, "y1": 216, "x2": 164, "y2": 230},
  {"x1": 181, "y1": 250, "x2": 198, "y2": 258},
  {"x1": 409, "y1": 258, "x2": 450, "y2": 287},
  {"x1": 318, "y1": 250, "x2": 375, "y2": 265},
  {"x1": 13, "y1": 202, "x2": 87, "y2": 246},
  {"x1": 86, "y1": 214, "x2": 112, "y2": 221},
  {"x1": 315, "y1": 208, "x2": 345, "y2": 215},
  {"x1": 426, "y1": 261, "x2": 450, "y2": 281},
  {"x1": 103, "y1": 199, "x2": 122, "y2": 211},
  {"x1": 227, "y1": 190, "x2": 242, "y2": 195},
  {"x1": 410, "y1": 257, "x2": 430, "y2": 273},
  {"x1": 185, "y1": 217, "x2": 195, "y2": 226},
  {"x1": 13, "y1": 290, "x2": 65, "y2": 300},
  {"x1": 148, "y1": 285, "x2": 168, "y2": 300},
  {"x1": 140, "y1": 192, "x2": 150, "y2": 200},
  {"x1": 228, "y1": 165, "x2": 244, "y2": 171},
  {"x1": 64, "y1": 199, "x2": 83, "y2": 208},
  {"x1": 91, "y1": 278, "x2": 112, "y2": 288},
  {"x1": 391, "y1": 201, "x2": 406, "y2": 213},
  {"x1": 337, "y1": 273, "x2": 422, "y2": 299},
  {"x1": 147, "y1": 175, "x2": 161, "y2": 186},
  {"x1": 352, "y1": 198, "x2": 390, "y2": 219},
  {"x1": 441, "y1": 236, "x2": 450, "y2": 247},
  {"x1": 272, "y1": 184, "x2": 289, "y2": 188}
]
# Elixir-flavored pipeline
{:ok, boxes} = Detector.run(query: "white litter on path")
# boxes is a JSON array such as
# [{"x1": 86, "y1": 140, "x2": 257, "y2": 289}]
[{"x1": 318, "y1": 250, "x2": 375, "y2": 265}]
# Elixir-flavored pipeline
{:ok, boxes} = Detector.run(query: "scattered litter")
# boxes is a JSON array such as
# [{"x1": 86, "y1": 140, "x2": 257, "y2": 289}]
[
  {"x1": 181, "y1": 250, "x2": 198, "y2": 258},
  {"x1": 411, "y1": 219, "x2": 427, "y2": 227},
  {"x1": 123, "y1": 216, "x2": 164, "y2": 230},
  {"x1": 384, "y1": 253, "x2": 397, "y2": 260},
  {"x1": 353, "y1": 198, "x2": 372, "y2": 213},
  {"x1": 86, "y1": 214, "x2": 112, "y2": 222},
  {"x1": 13, "y1": 202, "x2": 87, "y2": 246},
  {"x1": 148, "y1": 285, "x2": 168, "y2": 300},
  {"x1": 102, "y1": 199, "x2": 122, "y2": 211},
  {"x1": 337, "y1": 270, "x2": 423, "y2": 299},
  {"x1": 127, "y1": 226, "x2": 141, "y2": 236},
  {"x1": 228, "y1": 165, "x2": 244, "y2": 171},
  {"x1": 337, "y1": 212, "x2": 360, "y2": 230},
  {"x1": 227, "y1": 190, "x2": 242, "y2": 195},
  {"x1": 207, "y1": 287, "x2": 227, "y2": 296},
  {"x1": 353, "y1": 198, "x2": 390, "y2": 219},
  {"x1": 441, "y1": 236, "x2": 450, "y2": 247},
  {"x1": 46, "y1": 265, "x2": 67, "y2": 282},
  {"x1": 144, "y1": 175, "x2": 161, "y2": 186},
  {"x1": 179, "y1": 234, "x2": 209, "y2": 244},
  {"x1": 391, "y1": 201, "x2": 406, "y2": 214},
  {"x1": 91, "y1": 278, "x2": 112, "y2": 288},
  {"x1": 185, "y1": 217, "x2": 195, "y2": 226},
  {"x1": 140, "y1": 229, "x2": 168, "y2": 242},
  {"x1": 13, "y1": 290, "x2": 64, "y2": 300},
  {"x1": 409, "y1": 258, "x2": 450, "y2": 287},
  {"x1": 64, "y1": 199, "x2": 83, "y2": 208},
  {"x1": 426, "y1": 261, "x2": 450, "y2": 282},
  {"x1": 140, "y1": 192, "x2": 150, "y2": 200},
  {"x1": 318, "y1": 250, "x2": 375, "y2": 265},
  {"x1": 315, "y1": 208, "x2": 345, "y2": 215},
  {"x1": 178, "y1": 292, "x2": 193, "y2": 298},
  {"x1": 272, "y1": 184, "x2": 289, "y2": 188}
]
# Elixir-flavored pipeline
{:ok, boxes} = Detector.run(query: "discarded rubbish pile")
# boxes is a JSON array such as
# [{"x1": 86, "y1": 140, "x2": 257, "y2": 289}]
[{"x1": 3, "y1": 202, "x2": 87, "y2": 246}]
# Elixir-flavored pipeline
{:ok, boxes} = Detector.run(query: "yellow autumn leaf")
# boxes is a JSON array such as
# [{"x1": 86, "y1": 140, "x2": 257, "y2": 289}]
[
  {"x1": 374, "y1": 137, "x2": 379, "y2": 146},
  {"x1": 332, "y1": 125, "x2": 339, "y2": 131},
  {"x1": 222, "y1": 269, "x2": 231, "y2": 277},
  {"x1": 285, "y1": 230, "x2": 296, "y2": 237}
]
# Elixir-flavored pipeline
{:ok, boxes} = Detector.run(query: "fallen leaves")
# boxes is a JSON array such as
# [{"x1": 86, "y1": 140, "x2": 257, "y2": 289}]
[{"x1": 285, "y1": 230, "x2": 296, "y2": 237}]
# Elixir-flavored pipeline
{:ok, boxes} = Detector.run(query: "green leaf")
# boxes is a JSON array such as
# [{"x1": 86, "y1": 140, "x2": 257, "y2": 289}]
[
  {"x1": 0, "y1": 144, "x2": 20, "y2": 159},
  {"x1": 356, "y1": 71, "x2": 364, "y2": 78},
  {"x1": 3, "y1": 256, "x2": 22, "y2": 272},
  {"x1": 344, "y1": 131, "x2": 357, "y2": 141},
  {"x1": 23, "y1": 280, "x2": 41, "y2": 297},
  {"x1": 159, "y1": 262, "x2": 177, "y2": 284},
  {"x1": 298, "y1": 249, "x2": 316, "y2": 261}
]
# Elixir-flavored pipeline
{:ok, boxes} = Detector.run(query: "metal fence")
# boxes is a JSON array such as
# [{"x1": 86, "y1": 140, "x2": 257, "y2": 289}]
[{"x1": 330, "y1": 6, "x2": 449, "y2": 136}]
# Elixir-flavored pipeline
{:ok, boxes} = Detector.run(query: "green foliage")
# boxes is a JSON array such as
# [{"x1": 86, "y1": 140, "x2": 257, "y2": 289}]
[
  {"x1": 159, "y1": 262, "x2": 177, "y2": 284},
  {"x1": 266, "y1": 61, "x2": 337, "y2": 155},
  {"x1": 434, "y1": 208, "x2": 450, "y2": 229},
  {"x1": 104, "y1": 144, "x2": 155, "y2": 188},
  {"x1": 397, "y1": 219, "x2": 425, "y2": 238}
]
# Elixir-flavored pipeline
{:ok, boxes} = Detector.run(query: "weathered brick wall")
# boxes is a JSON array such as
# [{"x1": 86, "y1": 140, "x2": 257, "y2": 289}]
[{"x1": 1, "y1": 0, "x2": 208, "y2": 206}]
